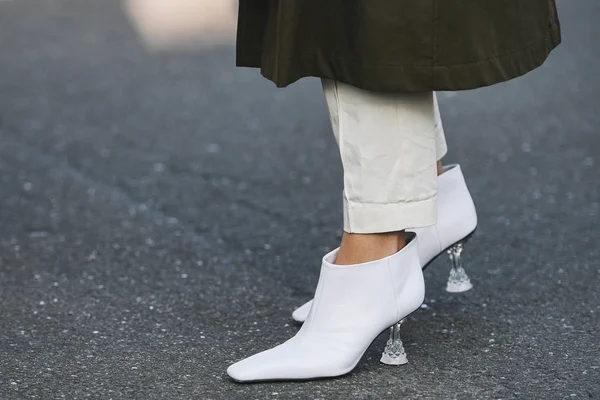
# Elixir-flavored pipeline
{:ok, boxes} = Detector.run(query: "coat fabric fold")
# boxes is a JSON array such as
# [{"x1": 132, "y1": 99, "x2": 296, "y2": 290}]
[{"x1": 236, "y1": 0, "x2": 561, "y2": 91}]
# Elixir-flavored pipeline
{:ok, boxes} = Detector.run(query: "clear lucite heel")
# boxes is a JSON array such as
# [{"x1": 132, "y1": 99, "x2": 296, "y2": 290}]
[
  {"x1": 380, "y1": 319, "x2": 408, "y2": 365},
  {"x1": 446, "y1": 241, "x2": 473, "y2": 293}
]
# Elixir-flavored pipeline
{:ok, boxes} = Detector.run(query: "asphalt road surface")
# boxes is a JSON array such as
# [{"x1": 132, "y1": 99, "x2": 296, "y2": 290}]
[{"x1": 0, "y1": 1, "x2": 598, "y2": 399}]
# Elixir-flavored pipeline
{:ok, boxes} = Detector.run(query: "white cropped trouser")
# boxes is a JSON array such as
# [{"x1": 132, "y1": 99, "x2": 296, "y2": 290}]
[{"x1": 322, "y1": 79, "x2": 448, "y2": 234}]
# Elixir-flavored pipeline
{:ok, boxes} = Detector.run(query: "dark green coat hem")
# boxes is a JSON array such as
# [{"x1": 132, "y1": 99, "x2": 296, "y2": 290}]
[{"x1": 237, "y1": 24, "x2": 561, "y2": 92}]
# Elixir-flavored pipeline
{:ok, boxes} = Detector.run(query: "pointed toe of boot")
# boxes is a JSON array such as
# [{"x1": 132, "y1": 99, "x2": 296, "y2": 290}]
[
  {"x1": 227, "y1": 339, "x2": 354, "y2": 382},
  {"x1": 227, "y1": 358, "x2": 259, "y2": 382},
  {"x1": 227, "y1": 342, "x2": 303, "y2": 382},
  {"x1": 227, "y1": 351, "x2": 284, "y2": 382},
  {"x1": 291, "y1": 300, "x2": 312, "y2": 322}
]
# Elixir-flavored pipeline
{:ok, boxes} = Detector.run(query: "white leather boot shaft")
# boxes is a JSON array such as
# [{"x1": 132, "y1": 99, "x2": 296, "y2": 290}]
[
  {"x1": 412, "y1": 163, "x2": 478, "y2": 263},
  {"x1": 227, "y1": 237, "x2": 425, "y2": 382},
  {"x1": 292, "y1": 164, "x2": 477, "y2": 323}
]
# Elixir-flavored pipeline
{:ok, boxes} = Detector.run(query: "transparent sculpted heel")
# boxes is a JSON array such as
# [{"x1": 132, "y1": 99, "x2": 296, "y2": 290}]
[
  {"x1": 380, "y1": 319, "x2": 408, "y2": 365},
  {"x1": 446, "y1": 238, "x2": 473, "y2": 293}
]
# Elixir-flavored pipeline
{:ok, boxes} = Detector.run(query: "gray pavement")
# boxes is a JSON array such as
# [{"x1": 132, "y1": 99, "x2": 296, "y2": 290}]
[{"x1": 0, "y1": 1, "x2": 598, "y2": 399}]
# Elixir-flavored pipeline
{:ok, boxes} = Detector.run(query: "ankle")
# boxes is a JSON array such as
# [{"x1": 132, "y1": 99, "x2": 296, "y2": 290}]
[
  {"x1": 437, "y1": 160, "x2": 444, "y2": 176},
  {"x1": 335, "y1": 231, "x2": 405, "y2": 265}
]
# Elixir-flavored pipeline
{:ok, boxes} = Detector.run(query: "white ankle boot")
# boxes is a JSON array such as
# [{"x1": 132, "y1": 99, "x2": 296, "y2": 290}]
[
  {"x1": 227, "y1": 235, "x2": 425, "y2": 382},
  {"x1": 292, "y1": 164, "x2": 477, "y2": 323}
]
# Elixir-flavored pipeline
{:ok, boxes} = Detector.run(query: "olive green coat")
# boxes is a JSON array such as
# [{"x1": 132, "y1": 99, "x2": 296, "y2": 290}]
[{"x1": 236, "y1": 0, "x2": 561, "y2": 91}]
